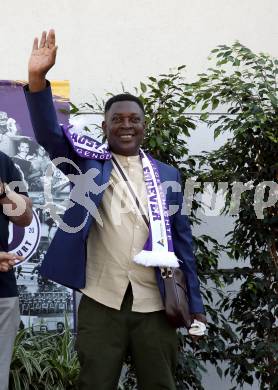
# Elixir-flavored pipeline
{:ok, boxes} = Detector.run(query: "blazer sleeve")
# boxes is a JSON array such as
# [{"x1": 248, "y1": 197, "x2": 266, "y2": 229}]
[
  {"x1": 24, "y1": 81, "x2": 74, "y2": 176},
  {"x1": 172, "y1": 169, "x2": 205, "y2": 314}
]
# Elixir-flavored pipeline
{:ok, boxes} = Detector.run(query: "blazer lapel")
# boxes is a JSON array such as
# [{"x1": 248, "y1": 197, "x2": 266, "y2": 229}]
[
  {"x1": 82, "y1": 159, "x2": 113, "y2": 238},
  {"x1": 102, "y1": 159, "x2": 113, "y2": 184}
]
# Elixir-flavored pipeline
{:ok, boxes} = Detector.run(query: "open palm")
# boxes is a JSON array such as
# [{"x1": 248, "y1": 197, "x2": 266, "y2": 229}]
[{"x1": 28, "y1": 29, "x2": 57, "y2": 77}]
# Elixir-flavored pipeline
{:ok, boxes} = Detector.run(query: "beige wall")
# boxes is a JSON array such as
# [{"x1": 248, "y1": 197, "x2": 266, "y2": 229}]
[
  {"x1": 0, "y1": 0, "x2": 277, "y2": 105},
  {"x1": 1, "y1": 3, "x2": 272, "y2": 387}
]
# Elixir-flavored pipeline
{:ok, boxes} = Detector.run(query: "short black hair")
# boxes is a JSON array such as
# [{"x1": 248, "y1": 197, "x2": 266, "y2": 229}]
[
  {"x1": 104, "y1": 93, "x2": 145, "y2": 114},
  {"x1": 17, "y1": 140, "x2": 30, "y2": 147}
]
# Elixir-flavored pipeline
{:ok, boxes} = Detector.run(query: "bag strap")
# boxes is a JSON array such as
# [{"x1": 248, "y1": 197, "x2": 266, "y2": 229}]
[
  {"x1": 112, "y1": 156, "x2": 149, "y2": 227},
  {"x1": 112, "y1": 156, "x2": 171, "y2": 276}
]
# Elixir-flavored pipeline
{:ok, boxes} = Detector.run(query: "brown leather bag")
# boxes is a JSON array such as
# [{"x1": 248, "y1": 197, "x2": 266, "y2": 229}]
[
  {"x1": 161, "y1": 267, "x2": 192, "y2": 329},
  {"x1": 112, "y1": 158, "x2": 192, "y2": 329}
]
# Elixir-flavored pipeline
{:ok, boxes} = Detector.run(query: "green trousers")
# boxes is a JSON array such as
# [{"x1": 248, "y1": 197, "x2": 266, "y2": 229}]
[{"x1": 76, "y1": 284, "x2": 178, "y2": 390}]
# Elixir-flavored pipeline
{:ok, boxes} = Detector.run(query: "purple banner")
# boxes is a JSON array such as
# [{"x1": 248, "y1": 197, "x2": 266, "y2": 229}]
[{"x1": 0, "y1": 80, "x2": 75, "y2": 333}]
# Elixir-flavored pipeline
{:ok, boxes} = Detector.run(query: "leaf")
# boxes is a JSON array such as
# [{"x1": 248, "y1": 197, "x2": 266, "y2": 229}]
[
  {"x1": 233, "y1": 58, "x2": 240, "y2": 66},
  {"x1": 216, "y1": 366, "x2": 223, "y2": 378},
  {"x1": 212, "y1": 98, "x2": 219, "y2": 110},
  {"x1": 269, "y1": 93, "x2": 278, "y2": 107},
  {"x1": 203, "y1": 92, "x2": 212, "y2": 100},
  {"x1": 140, "y1": 82, "x2": 147, "y2": 93},
  {"x1": 214, "y1": 126, "x2": 222, "y2": 139},
  {"x1": 200, "y1": 113, "x2": 209, "y2": 121}
]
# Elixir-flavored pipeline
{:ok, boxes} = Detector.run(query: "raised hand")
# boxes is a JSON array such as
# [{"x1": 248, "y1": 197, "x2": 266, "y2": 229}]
[
  {"x1": 28, "y1": 29, "x2": 58, "y2": 92},
  {"x1": 0, "y1": 252, "x2": 24, "y2": 272}
]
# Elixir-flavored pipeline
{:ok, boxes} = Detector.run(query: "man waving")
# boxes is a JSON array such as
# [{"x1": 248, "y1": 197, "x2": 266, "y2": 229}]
[{"x1": 24, "y1": 30, "x2": 206, "y2": 390}]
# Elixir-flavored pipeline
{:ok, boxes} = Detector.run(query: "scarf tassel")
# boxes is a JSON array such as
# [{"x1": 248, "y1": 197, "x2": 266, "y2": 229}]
[{"x1": 134, "y1": 250, "x2": 180, "y2": 268}]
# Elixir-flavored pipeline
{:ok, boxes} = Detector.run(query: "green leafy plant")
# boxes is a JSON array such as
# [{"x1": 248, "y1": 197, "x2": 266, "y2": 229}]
[
  {"x1": 19, "y1": 42, "x2": 277, "y2": 389},
  {"x1": 10, "y1": 321, "x2": 79, "y2": 390},
  {"x1": 191, "y1": 42, "x2": 278, "y2": 389},
  {"x1": 10, "y1": 328, "x2": 42, "y2": 390}
]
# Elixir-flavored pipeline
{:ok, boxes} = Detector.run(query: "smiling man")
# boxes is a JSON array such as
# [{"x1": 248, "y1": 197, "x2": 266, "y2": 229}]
[
  {"x1": 103, "y1": 97, "x2": 145, "y2": 156},
  {"x1": 24, "y1": 30, "x2": 206, "y2": 390}
]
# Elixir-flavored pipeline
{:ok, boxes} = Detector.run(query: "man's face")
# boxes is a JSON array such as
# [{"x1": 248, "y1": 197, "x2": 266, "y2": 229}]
[
  {"x1": 57, "y1": 323, "x2": 64, "y2": 332},
  {"x1": 18, "y1": 142, "x2": 29, "y2": 156},
  {"x1": 102, "y1": 101, "x2": 145, "y2": 156}
]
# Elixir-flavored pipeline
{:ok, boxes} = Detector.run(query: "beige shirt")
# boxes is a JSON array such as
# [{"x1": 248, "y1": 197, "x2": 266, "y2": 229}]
[{"x1": 81, "y1": 153, "x2": 164, "y2": 312}]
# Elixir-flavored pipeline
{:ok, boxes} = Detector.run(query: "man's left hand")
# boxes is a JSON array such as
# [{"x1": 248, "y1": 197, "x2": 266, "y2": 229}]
[{"x1": 189, "y1": 313, "x2": 207, "y2": 341}]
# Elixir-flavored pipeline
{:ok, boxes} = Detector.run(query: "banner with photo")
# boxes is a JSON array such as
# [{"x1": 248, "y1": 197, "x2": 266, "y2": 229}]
[{"x1": 0, "y1": 80, "x2": 75, "y2": 334}]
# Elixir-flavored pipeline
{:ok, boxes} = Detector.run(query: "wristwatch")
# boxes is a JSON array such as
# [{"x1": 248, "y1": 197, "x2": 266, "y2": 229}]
[{"x1": 0, "y1": 182, "x2": 7, "y2": 200}]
